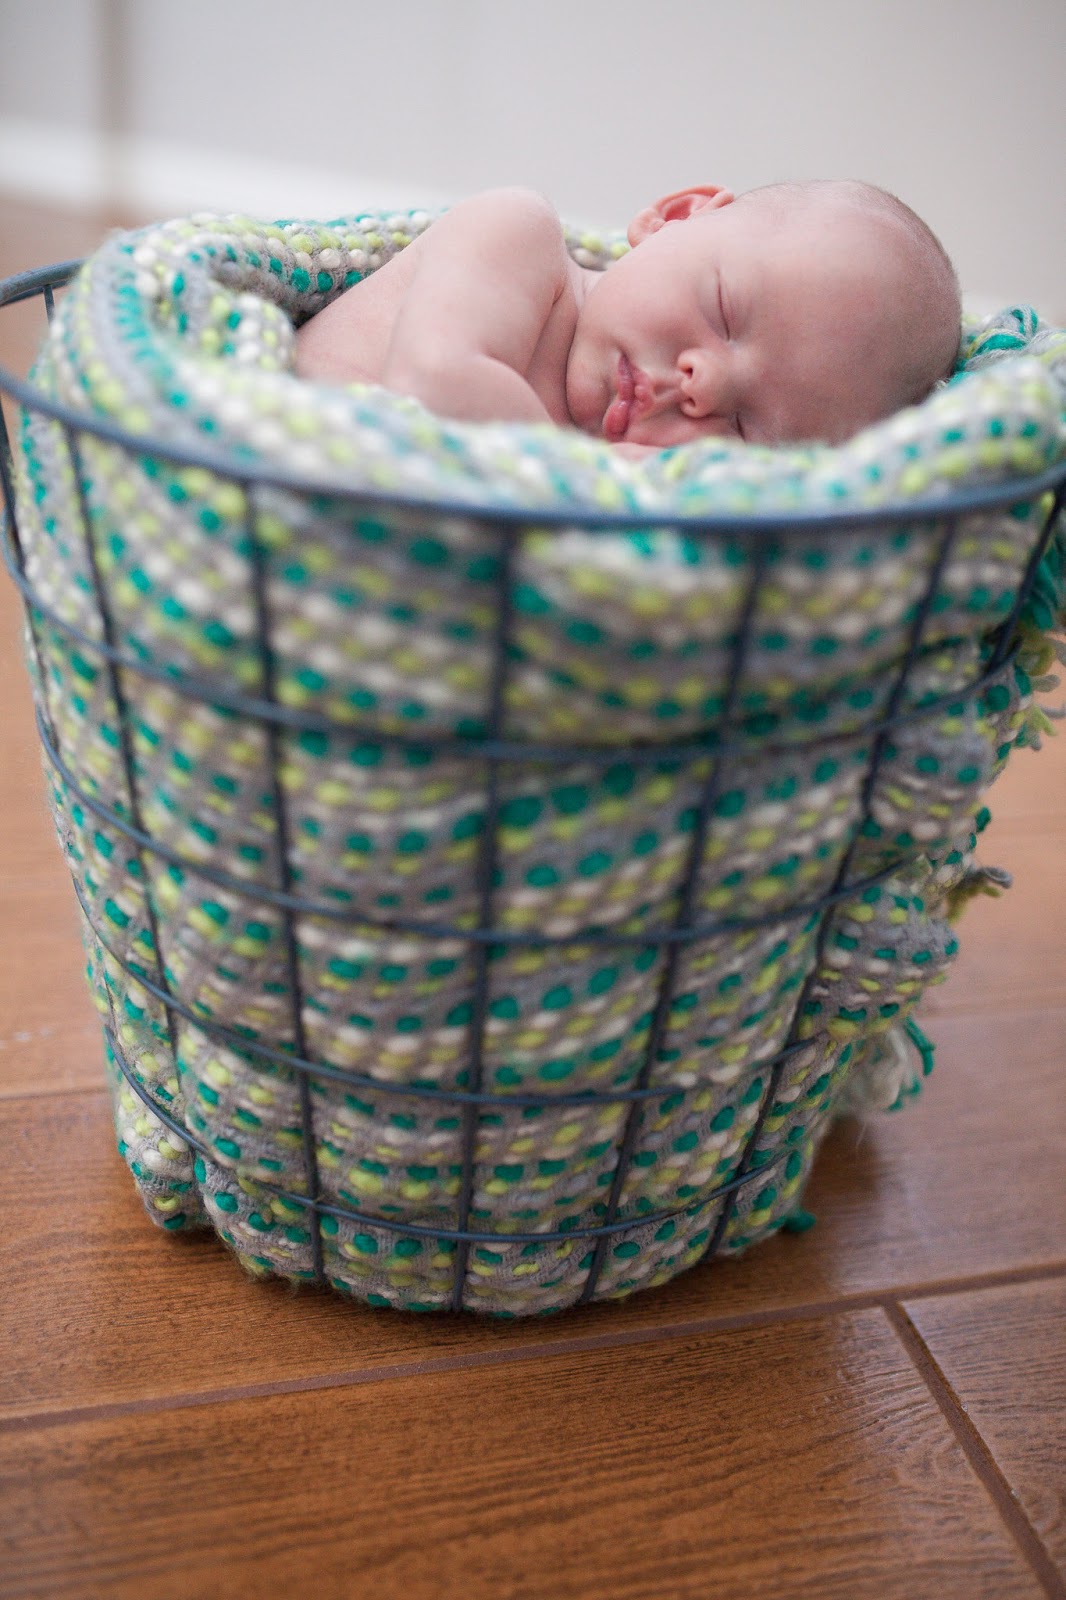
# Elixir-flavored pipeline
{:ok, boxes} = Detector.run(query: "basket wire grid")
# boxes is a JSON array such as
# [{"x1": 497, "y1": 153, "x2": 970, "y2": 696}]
[{"x1": 2, "y1": 259, "x2": 1064, "y2": 1312}]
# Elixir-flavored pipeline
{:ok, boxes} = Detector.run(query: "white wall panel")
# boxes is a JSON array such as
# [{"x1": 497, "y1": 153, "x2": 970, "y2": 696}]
[
  {"x1": 0, "y1": 0, "x2": 101, "y2": 126},
  {"x1": 1, "y1": 0, "x2": 1063, "y2": 315}
]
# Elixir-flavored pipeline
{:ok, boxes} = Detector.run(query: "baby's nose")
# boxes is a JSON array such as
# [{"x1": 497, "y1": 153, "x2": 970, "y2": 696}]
[{"x1": 677, "y1": 348, "x2": 724, "y2": 418}]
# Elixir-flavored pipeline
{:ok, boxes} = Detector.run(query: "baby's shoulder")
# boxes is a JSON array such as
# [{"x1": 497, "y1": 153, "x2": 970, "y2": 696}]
[
  {"x1": 464, "y1": 185, "x2": 561, "y2": 223},
  {"x1": 445, "y1": 187, "x2": 566, "y2": 259}
]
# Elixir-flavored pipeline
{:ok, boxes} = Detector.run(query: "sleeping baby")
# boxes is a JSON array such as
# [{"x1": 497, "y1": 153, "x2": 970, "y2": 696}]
[{"x1": 294, "y1": 179, "x2": 961, "y2": 453}]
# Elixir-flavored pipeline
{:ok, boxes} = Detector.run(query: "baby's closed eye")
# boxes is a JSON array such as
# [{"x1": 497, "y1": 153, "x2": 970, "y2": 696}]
[{"x1": 715, "y1": 276, "x2": 733, "y2": 340}]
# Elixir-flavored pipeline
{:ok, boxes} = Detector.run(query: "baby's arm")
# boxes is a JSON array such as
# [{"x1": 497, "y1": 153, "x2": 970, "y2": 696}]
[
  {"x1": 299, "y1": 189, "x2": 572, "y2": 426},
  {"x1": 381, "y1": 189, "x2": 569, "y2": 424}
]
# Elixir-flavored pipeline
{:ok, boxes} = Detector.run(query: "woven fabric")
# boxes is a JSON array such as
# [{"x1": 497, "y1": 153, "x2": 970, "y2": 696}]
[{"x1": 11, "y1": 207, "x2": 1066, "y2": 1316}]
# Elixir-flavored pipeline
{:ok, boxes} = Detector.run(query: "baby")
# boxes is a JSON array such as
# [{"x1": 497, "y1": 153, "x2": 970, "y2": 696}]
[{"x1": 294, "y1": 179, "x2": 961, "y2": 451}]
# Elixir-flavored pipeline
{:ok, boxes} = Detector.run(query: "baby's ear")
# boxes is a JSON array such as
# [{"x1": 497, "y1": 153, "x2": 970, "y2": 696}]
[{"x1": 627, "y1": 185, "x2": 734, "y2": 245}]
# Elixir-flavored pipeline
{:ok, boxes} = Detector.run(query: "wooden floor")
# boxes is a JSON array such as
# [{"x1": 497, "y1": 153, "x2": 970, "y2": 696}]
[{"x1": 1, "y1": 196, "x2": 1064, "y2": 1600}]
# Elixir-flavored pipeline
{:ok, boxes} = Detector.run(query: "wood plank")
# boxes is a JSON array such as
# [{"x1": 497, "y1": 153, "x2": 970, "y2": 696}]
[
  {"x1": 0, "y1": 1310, "x2": 1044, "y2": 1600},
  {"x1": 0, "y1": 345, "x2": 112, "y2": 1098},
  {"x1": 0, "y1": 876, "x2": 102, "y2": 1098},
  {"x1": 0, "y1": 550, "x2": 76, "y2": 882},
  {"x1": 0, "y1": 193, "x2": 113, "y2": 379},
  {"x1": 925, "y1": 826, "x2": 1066, "y2": 1014},
  {"x1": 2, "y1": 1001, "x2": 1062, "y2": 1421},
  {"x1": 982, "y1": 723, "x2": 1066, "y2": 826},
  {"x1": 925, "y1": 715, "x2": 1066, "y2": 1014},
  {"x1": 733, "y1": 1002, "x2": 1066, "y2": 1303},
  {"x1": 0, "y1": 192, "x2": 113, "y2": 275},
  {"x1": 904, "y1": 1279, "x2": 1066, "y2": 1577}
]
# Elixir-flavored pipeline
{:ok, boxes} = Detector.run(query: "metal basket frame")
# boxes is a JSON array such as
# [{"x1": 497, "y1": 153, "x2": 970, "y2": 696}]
[{"x1": 2, "y1": 259, "x2": 1063, "y2": 1313}]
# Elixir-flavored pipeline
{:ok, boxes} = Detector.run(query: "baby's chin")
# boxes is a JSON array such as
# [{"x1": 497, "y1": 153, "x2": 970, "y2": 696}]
[
  {"x1": 562, "y1": 350, "x2": 624, "y2": 441},
  {"x1": 561, "y1": 380, "x2": 602, "y2": 439},
  {"x1": 611, "y1": 440, "x2": 664, "y2": 459},
  {"x1": 632, "y1": 423, "x2": 726, "y2": 449}
]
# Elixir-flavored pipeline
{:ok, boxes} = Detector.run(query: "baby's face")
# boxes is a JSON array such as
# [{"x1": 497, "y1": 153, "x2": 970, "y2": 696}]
[{"x1": 565, "y1": 191, "x2": 919, "y2": 448}]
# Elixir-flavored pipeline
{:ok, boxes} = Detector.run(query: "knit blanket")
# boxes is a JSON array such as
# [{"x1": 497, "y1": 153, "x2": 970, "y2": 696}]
[{"x1": 11, "y1": 206, "x2": 1066, "y2": 1315}]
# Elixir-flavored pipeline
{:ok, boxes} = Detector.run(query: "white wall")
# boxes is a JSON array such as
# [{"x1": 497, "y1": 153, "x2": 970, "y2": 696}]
[
  {"x1": 1, "y1": 0, "x2": 1064, "y2": 317},
  {"x1": 0, "y1": 0, "x2": 101, "y2": 126}
]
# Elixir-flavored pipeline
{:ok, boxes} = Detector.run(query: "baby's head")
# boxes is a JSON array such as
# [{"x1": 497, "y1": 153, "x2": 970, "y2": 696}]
[{"x1": 565, "y1": 177, "x2": 961, "y2": 448}]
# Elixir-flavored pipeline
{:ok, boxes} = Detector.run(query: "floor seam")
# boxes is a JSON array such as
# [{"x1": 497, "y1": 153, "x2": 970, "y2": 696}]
[
  {"x1": 4, "y1": 1263, "x2": 1066, "y2": 1435},
  {"x1": 882, "y1": 1298, "x2": 1065, "y2": 1600}
]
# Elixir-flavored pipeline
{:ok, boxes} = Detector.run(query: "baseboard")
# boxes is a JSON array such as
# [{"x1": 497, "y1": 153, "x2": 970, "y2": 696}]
[{"x1": 0, "y1": 115, "x2": 453, "y2": 220}]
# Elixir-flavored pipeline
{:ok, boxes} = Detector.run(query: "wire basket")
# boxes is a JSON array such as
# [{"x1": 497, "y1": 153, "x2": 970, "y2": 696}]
[{"x1": 3, "y1": 258, "x2": 1064, "y2": 1316}]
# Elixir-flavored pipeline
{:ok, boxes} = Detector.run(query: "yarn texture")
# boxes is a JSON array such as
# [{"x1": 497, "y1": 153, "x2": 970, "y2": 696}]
[{"x1": 11, "y1": 206, "x2": 1066, "y2": 1315}]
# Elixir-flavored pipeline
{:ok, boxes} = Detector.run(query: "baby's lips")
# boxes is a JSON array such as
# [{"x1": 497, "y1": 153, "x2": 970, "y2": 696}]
[
  {"x1": 603, "y1": 395, "x2": 629, "y2": 441},
  {"x1": 603, "y1": 354, "x2": 634, "y2": 440}
]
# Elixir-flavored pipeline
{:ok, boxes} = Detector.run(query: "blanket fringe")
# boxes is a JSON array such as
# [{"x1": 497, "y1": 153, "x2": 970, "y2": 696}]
[{"x1": 840, "y1": 1016, "x2": 937, "y2": 1115}]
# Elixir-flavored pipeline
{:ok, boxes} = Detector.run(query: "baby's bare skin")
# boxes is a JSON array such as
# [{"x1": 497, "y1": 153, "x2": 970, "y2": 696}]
[
  {"x1": 295, "y1": 182, "x2": 959, "y2": 451},
  {"x1": 296, "y1": 190, "x2": 582, "y2": 426}
]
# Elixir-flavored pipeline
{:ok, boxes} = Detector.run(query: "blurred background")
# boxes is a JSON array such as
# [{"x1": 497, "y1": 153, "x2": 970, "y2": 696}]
[{"x1": 0, "y1": 0, "x2": 1064, "y2": 318}]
